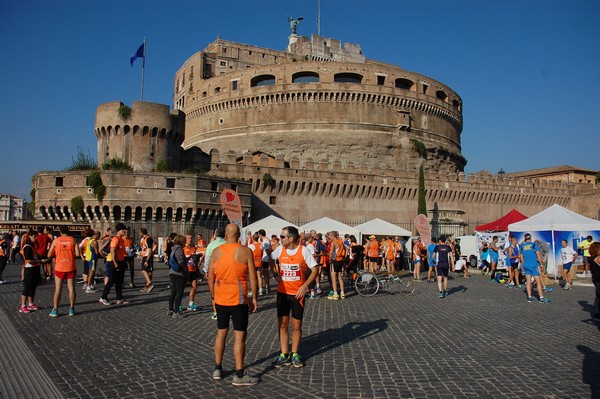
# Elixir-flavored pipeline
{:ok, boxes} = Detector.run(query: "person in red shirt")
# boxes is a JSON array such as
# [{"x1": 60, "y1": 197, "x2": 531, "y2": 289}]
[
  {"x1": 36, "y1": 226, "x2": 52, "y2": 281},
  {"x1": 47, "y1": 226, "x2": 80, "y2": 317}
]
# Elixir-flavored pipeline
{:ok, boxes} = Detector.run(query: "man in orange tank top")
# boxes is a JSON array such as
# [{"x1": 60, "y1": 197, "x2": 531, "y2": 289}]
[
  {"x1": 327, "y1": 231, "x2": 346, "y2": 300},
  {"x1": 270, "y1": 226, "x2": 319, "y2": 368},
  {"x1": 208, "y1": 223, "x2": 258, "y2": 386},
  {"x1": 100, "y1": 223, "x2": 129, "y2": 306},
  {"x1": 47, "y1": 226, "x2": 80, "y2": 317}
]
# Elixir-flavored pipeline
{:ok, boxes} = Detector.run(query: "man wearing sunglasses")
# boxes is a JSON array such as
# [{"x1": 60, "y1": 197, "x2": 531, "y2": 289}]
[{"x1": 270, "y1": 226, "x2": 318, "y2": 368}]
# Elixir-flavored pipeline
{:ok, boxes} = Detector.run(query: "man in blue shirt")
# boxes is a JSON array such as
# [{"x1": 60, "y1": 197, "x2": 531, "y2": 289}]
[
  {"x1": 519, "y1": 233, "x2": 550, "y2": 303},
  {"x1": 427, "y1": 237, "x2": 438, "y2": 283}
]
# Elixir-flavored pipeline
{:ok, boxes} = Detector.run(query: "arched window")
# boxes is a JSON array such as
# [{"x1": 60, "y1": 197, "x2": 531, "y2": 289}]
[
  {"x1": 251, "y1": 74, "x2": 276, "y2": 87},
  {"x1": 395, "y1": 78, "x2": 414, "y2": 90},
  {"x1": 292, "y1": 71, "x2": 319, "y2": 83},
  {"x1": 334, "y1": 73, "x2": 362, "y2": 83}
]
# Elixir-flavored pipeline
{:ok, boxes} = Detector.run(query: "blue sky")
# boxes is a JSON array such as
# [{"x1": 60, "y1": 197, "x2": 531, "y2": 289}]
[{"x1": 1, "y1": 0, "x2": 599, "y2": 199}]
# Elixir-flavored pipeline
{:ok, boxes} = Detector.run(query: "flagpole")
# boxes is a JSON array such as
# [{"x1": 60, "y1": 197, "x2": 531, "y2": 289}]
[{"x1": 141, "y1": 37, "x2": 146, "y2": 101}]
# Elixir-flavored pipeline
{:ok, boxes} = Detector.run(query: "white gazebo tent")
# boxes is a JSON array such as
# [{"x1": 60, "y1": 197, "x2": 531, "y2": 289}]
[
  {"x1": 508, "y1": 204, "x2": 600, "y2": 277},
  {"x1": 354, "y1": 218, "x2": 412, "y2": 243},
  {"x1": 242, "y1": 215, "x2": 296, "y2": 238},
  {"x1": 299, "y1": 217, "x2": 359, "y2": 236}
]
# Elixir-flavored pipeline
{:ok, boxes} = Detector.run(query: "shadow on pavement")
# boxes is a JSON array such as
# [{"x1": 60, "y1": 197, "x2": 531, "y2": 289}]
[{"x1": 577, "y1": 344, "x2": 600, "y2": 398}]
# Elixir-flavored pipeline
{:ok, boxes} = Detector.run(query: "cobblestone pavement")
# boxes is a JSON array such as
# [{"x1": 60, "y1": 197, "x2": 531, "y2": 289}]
[{"x1": 0, "y1": 261, "x2": 598, "y2": 399}]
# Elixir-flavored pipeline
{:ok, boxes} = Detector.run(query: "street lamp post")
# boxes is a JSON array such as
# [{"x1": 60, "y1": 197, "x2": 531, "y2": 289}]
[{"x1": 498, "y1": 168, "x2": 505, "y2": 217}]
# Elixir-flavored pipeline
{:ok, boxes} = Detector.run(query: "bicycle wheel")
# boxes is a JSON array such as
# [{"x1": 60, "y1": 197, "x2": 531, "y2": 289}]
[
  {"x1": 398, "y1": 279, "x2": 415, "y2": 296},
  {"x1": 354, "y1": 272, "x2": 380, "y2": 297}
]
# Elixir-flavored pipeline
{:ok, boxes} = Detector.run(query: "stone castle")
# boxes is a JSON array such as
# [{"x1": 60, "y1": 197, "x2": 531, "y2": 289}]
[{"x1": 31, "y1": 33, "x2": 599, "y2": 235}]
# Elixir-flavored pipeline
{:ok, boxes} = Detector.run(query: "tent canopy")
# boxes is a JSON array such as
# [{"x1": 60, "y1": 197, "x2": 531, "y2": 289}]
[
  {"x1": 242, "y1": 215, "x2": 296, "y2": 238},
  {"x1": 508, "y1": 204, "x2": 600, "y2": 232},
  {"x1": 354, "y1": 218, "x2": 412, "y2": 237},
  {"x1": 299, "y1": 217, "x2": 359, "y2": 236},
  {"x1": 476, "y1": 209, "x2": 528, "y2": 232}
]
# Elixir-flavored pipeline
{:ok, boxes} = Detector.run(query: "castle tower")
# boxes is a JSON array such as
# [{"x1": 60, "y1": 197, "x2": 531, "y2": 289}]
[{"x1": 94, "y1": 101, "x2": 185, "y2": 172}]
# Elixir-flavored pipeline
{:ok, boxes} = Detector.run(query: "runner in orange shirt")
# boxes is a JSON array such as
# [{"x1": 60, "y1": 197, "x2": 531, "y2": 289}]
[
  {"x1": 47, "y1": 226, "x2": 81, "y2": 317},
  {"x1": 99, "y1": 223, "x2": 128, "y2": 306},
  {"x1": 208, "y1": 224, "x2": 258, "y2": 386},
  {"x1": 270, "y1": 226, "x2": 319, "y2": 368},
  {"x1": 184, "y1": 233, "x2": 201, "y2": 311}
]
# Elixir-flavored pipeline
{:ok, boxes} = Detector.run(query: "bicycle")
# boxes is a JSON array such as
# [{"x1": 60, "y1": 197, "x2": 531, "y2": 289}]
[{"x1": 354, "y1": 271, "x2": 415, "y2": 297}]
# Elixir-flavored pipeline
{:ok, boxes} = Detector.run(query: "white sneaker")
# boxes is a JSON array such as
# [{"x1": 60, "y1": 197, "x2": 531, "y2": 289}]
[
  {"x1": 577, "y1": 272, "x2": 586, "y2": 278},
  {"x1": 98, "y1": 298, "x2": 110, "y2": 306}
]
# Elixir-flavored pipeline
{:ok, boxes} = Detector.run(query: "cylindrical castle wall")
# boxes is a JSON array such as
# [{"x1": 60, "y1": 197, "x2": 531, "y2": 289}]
[
  {"x1": 95, "y1": 101, "x2": 185, "y2": 172},
  {"x1": 181, "y1": 61, "x2": 464, "y2": 173}
]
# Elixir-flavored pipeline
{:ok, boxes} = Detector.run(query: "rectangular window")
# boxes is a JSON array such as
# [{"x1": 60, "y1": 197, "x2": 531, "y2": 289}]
[
  {"x1": 55, "y1": 177, "x2": 63, "y2": 187},
  {"x1": 211, "y1": 181, "x2": 218, "y2": 191},
  {"x1": 231, "y1": 80, "x2": 238, "y2": 91},
  {"x1": 220, "y1": 61, "x2": 227, "y2": 67},
  {"x1": 166, "y1": 178, "x2": 175, "y2": 189},
  {"x1": 377, "y1": 75, "x2": 385, "y2": 85},
  {"x1": 231, "y1": 183, "x2": 237, "y2": 191},
  {"x1": 269, "y1": 196, "x2": 276, "y2": 205}
]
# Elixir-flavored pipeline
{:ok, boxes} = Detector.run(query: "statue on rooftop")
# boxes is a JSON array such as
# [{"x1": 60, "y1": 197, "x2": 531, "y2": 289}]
[{"x1": 287, "y1": 16, "x2": 304, "y2": 34}]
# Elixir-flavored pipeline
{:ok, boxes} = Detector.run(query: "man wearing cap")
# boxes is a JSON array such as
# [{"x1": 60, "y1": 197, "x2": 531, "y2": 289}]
[{"x1": 519, "y1": 233, "x2": 550, "y2": 303}]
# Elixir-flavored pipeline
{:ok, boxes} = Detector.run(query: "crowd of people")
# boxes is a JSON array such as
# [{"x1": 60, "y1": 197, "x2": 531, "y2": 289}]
[{"x1": 1, "y1": 223, "x2": 599, "y2": 386}]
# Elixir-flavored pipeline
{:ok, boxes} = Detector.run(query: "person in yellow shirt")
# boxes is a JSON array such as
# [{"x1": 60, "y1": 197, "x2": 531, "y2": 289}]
[{"x1": 578, "y1": 235, "x2": 594, "y2": 278}]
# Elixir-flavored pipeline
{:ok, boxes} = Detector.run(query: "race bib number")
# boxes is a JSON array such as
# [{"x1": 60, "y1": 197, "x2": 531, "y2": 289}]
[{"x1": 280, "y1": 263, "x2": 300, "y2": 281}]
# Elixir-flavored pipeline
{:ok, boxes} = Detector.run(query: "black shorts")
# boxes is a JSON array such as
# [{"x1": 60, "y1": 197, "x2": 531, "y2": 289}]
[
  {"x1": 276, "y1": 292, "x2": 305, "y2": 320},
  {"x1": 436, "y1": 267, "x2": 449, "y2": 277},
  {"x1": 261, "y1": 261, "x2": 270, "y2": 270},
  {"x1": 368, "y1": 256, "x2": 379, "y2": 262},
  {"x1": 215, "y1": 304, "x2": 249, "y2": 331},
  {"x1": 142, "y1": 257, "x2": 154, "y2": 272},
  {"x1": 332, "y1": 260, "x2": 344, "y2": 273},
  {"x1": 188, "y1": 270, "x2": 198, "y2": 282}
]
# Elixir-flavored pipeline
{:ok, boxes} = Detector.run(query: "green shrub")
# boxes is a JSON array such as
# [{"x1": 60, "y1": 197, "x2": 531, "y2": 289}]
[
  {"x1": 102, "y1": 157, "x2": 133, "y2": 171},
  {"x1": 155, "y1": 159, "x2": 170, "y2": 172},
  {"x1": 88, "y1": 171, "x2": 106, "y2": 201},
  {"x1": 410, "y1": 139, "x2": 427, "y2": 159},
  {"x1": 66, "y1": 146, "x2": 97, "y2": 171},
  {"x1": 71, "y1": 196, "x2": 84, "y2": 216},
  {"x1": 262, "y1": 173, "x2": 274, "y2": 186},
  {"x1": 118, "y1": 103, "x2": 131, "y2": 120}
]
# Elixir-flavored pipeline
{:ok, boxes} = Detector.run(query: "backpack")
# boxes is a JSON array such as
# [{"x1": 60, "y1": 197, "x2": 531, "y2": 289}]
[{"x1": 168, "y1": 251, "x2": 185, "y2": 273}]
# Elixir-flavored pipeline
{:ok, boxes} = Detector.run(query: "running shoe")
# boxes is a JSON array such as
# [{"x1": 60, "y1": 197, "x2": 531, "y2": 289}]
[
  {"x1": 273, "y1": 353, "x2": 291, "y2": 368},
  {"x1": 129, "y1": 282, "x2": 135, "y2": 288},
  {"x1": 116, "y1": 299, "x2": 129, "y2": 305},
  {"x1": 139, "y1": 286, "x2": 148, "y2": 293},
  {"x1": 188, "y1": 304, "x2": 201, "y2": 311},
  {"x1": 444, "y1": 291, "x2": 448, "y2": 297},
  {"x1": 211, "y1": 312, "x2": 218, "y2": 320},
  {"x1": 539, "y1": 297, "x2": 551, "y2": 304},
  {"x1": 82, "y1": 283, "x2": 88, "y2": 290},
  {"x1": 27, "y1": 303, "x2": 40, "y2": 311},
  {"x1": 340, "y1": 293, "x2": 346, "y2": 300},
  {"x1": 309, "y1": 292, "x2": 316, "y2": 299},
  {"x1": 542, "y1": 286, "x2": 553, "y2": 292},
  {"x1": 48, "y1": 308, "x2": 58, "y2": 317},
  {"x1": 563, "y1": 284, "x2": 572, "y2": 290},
  {"x1": 167, "y1": 310, "x2": 174, "y2": 316},
  {"x1": 212, "y1": 368, "x2": 222, "y2": 380},
  {"x1": 316, "y1": 287, "x2": 322, "y2": 294},
  {"x1": 172, "y1": 311, "x2": 184, "y2": 319},
  {"x1": 527, "y1": 297, "x2": 534, "y2": 303},
  {"x1": 439, "y1": 292, "x2": 444, "y2": 298},
  {"x1": 85, "y1": 287, "x2": 96, "y2": 293},
  {"x1": 0, "y1": 279, "x2": 8, "y2": 284},
  {"x1": 147, "y1": 284, "x2": 155, "y2": 293},
  {"x1": 19, "y1": 305, "x2": 31, "y2": 314},
  {"x1": 291, "y1": 354, "x2": 304, "y2": 368},
  {"x1": 68, "y1": 308, "x2": 75, "y2": 316},
  {"x1": 327, "y1": 294, "x2": 339, "y2": 300},
  {"x1": 99, "y1": 298, "x2": 111, "y2": 306},
  {"x1": 327, "y1": 290, "x2": 335, "y2": 297},
  {"x1": 232, "y1": 371, "x2": 258, "y2": 386}
]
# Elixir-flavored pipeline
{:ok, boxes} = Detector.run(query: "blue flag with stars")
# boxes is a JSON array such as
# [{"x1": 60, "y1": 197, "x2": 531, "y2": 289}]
[{"x1": 130, "y1": 43, "x2": 145, "y2": 67}]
